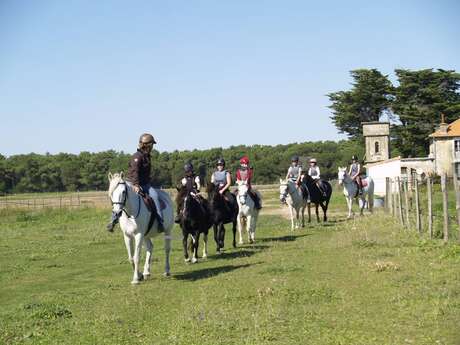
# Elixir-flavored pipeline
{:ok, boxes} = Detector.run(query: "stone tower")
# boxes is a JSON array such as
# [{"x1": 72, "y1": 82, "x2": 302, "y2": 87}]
[{"x1": 362, "y1": 121, "x2": 390, "y2": 163}]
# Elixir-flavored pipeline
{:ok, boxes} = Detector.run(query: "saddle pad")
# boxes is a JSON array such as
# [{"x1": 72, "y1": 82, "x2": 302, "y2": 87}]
[{"x1": 361, "y1": 179, "x2": 368, "y2": 188}]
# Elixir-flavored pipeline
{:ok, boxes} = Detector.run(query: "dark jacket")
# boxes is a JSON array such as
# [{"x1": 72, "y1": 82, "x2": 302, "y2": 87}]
[{"x1": 127, "y1": 149, "x2": 151, "y2": 186}]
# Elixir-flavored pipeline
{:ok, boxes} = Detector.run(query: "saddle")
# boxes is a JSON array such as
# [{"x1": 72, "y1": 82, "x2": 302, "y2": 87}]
[{"x1": 140, "y1": 190, "x2": 167, "y2": 233}]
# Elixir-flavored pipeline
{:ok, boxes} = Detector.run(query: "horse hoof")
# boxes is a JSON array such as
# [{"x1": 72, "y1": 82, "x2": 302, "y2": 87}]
[
  {"x1": 185, "y1": 258, "x2": 191, "y2": 263},
  {"x1": 143, "y1": 273, "x2": 151, "y2": 279},
  {"x1": 163, "y1": 272, "x2": 171, "y2": 277},
  {"x1": 202, "y1": 254, "x2": 207, "y2": 259},
  {"x1": 238, "y1": 241, "x2": 243, "y2": 245},
  {"x1": 131, "y1": 280, "x2": 141, "y2": 285},
  {"x1": 191, "y1": 257, "x2": 198, "y2": 264}
]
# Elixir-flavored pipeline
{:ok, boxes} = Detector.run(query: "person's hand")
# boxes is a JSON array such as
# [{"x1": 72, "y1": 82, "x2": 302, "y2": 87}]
[
  {"x1": 219, "y1": 189, "x2": 224, "y2": 195},
  {"x1": 133, "y1": 185, "x2": 141, "y2": 194}
]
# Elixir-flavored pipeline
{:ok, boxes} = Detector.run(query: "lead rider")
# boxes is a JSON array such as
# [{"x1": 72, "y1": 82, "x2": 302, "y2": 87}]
[{"x1": 106, "y1": 133, "x2": 164, "y2": 232}]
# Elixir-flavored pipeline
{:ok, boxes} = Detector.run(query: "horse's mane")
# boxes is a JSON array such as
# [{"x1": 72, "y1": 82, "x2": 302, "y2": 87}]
[{"x1": 108, "y1": 173, "x2": 125, "y2": 196}]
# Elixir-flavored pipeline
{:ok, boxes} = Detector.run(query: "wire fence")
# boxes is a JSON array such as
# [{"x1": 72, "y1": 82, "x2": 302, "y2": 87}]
[{"x1": 384, "y1": 173, "x2": 460, "y2": 243}]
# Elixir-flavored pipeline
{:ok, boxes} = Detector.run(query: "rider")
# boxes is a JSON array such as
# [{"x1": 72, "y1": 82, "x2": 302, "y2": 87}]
[
  {"x1": 175, "y1": 162, "x2": 201, "y2": 223},
  {"x1": 107, "y1": 133, "x2": 164, "y2": 232},
  {"x1": 349, "y1": 155, "x2": 363, "y2": 195},
  {"x1": 211, "y1": 158, "x2": 232, "y2": 198},
  {"x1": 236, "y1": 156, "x2": 262, "y2": 210},
  {"x1": 308, "y1": 158, "x2": 326, "y2": 196},
  {"x1": 285, "y1": 155, "x2": 302, "y2": 183}
]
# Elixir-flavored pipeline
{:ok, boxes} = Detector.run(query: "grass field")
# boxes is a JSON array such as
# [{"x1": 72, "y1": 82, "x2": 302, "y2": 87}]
[{"x1": 0, "y1": 189, "x2": 459, "y2": 345}]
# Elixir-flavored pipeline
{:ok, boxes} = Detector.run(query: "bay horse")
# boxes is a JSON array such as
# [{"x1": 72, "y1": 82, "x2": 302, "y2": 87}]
[
  {"x1": 302, "y1": 174, "x2": 332, "y2": 222},
  {"x1": 108, "y1": 172, "x2": 174, "y2": 284},
  {"x1": 206, "y1": 183, "x2": 238, "y2": 253},
  {"x1": 338, "y1": 167, "x2": 374, "y2": 218},
  {"x1": 176, "y1": 187, "x2": 212, "y2": 263}
]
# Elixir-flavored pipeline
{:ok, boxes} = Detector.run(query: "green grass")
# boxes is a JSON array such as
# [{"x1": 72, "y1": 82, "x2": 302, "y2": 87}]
[{"x1": 0, "y1": 196, "x2": 459, "y2": 344}]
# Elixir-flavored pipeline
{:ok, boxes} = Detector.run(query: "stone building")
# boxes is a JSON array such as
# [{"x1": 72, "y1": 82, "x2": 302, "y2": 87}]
[{"x1": 363, "y1": 117, "x2": 460, "y2": 195}]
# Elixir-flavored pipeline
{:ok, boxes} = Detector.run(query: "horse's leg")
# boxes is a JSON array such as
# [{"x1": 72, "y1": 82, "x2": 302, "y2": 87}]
[
  {"x1": 143, "y1": 237, "x2": 153, "y2": 278},
  {"x1": 232, "y1": 219, "x2": 237, "y2": 248},
  {"x1": 183, "y1": 232, "x2": 190, "y2": 263},
  {"x1": 123, "y1": 233, "x2": 134, "y2": 268},
  {"x1": 321, "y1": 201, "x2": 328, "y2": 222},
  {"x1": 360, "y1": 196, "x2": 365, "y2": 216},
  {"x1": 163, "y1": 232, "x2": 171, "y2": 277},
  {"x1": 237, "y1": 214, "x2": 244, "y2": 245},
  {"x1": 295, "y1": 208, "x2": 300, "y2": 229},
  {"x1": 247, "y1": 215, "x2": 253, "y2": 243},
  {"x1": 202, "y1": 231, "x2": 208, "y2": 259},
  {"x1": 191, "y1": 232, "x2": 199, "y2": 264},
  {"x1": 301, "y1": 206, "x2": 305, "y2": 228},
  {"x1": 307, "y1": 203, "x2": 311, "y2": 223},
  {"x1": 289, "y1": 205, "x2": 295, "y2": 231},
  {"x1": 315, "y1": 203, "x2": 320, "y2": 223},
  {"x1": 213, "y1": 224, "x2": 219, "y2": 252},
  {"x1": 347, "y1": 197, "x2": 353, "y2": 219},
  {"x1": 131, "y1": 233, "x2": 144, "y2": 284},
  {"x1": 219, "y1": 223, "x2": 226, "y2": 251}
]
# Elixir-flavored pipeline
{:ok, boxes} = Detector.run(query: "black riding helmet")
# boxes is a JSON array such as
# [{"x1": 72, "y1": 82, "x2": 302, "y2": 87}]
[
  {"x1": 217, "y1": 158, "x2": 225, "y2": 167},
  {"x1": 184, "y1": 162, "x2": 194, "y2": 173},
  {"x1": 291, "y1": 155, "x2": 299, "y2": 162},
  {"x1": 352, "y1": 155, "x2": 358, "y2": 161}
]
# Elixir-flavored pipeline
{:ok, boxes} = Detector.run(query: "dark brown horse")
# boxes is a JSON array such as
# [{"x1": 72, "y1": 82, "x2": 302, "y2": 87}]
[
  {"x1": 302, "y1": 175, "x2": 332, "y2": 222},
  {"x1": 206, "y1": 183, "x2": 238, "y2": 253}
]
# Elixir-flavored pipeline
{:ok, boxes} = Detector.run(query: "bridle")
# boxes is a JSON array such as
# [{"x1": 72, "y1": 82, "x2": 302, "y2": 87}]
[
  {"x1": 110, "y1": 181, "x2": 141, "y2": 219},
  {"x1": 238, "y1": 184, "x2": 248, "y2": 204},
  {"x1": 280, "y1": 182, "x2": 290, "y2": 202}
]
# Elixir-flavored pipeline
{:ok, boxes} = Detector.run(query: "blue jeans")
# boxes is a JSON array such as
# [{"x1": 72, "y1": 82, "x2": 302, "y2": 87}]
[{"x1": 141, "y1": 184, "x2": 163, "y2": 222}]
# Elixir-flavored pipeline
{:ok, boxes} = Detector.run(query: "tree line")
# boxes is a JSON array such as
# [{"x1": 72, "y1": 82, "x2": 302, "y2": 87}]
[
  {"x1": 0, "y1": 140, "x2": 362, "y2": 194},
  {"x1": 328, "y1": 68, "x2": 460, "y2": 158}
]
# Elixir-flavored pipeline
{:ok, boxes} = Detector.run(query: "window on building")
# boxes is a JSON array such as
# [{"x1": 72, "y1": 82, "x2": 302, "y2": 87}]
[
  {"x1": 455, "y1": 140, "x2": 460, "y2": 153},
  {"x1": 456, "y1": 163, "x2": 460, "y2": 180},
  {"x1": 374, "y1": 141, "x2": 380, "y2": 154}
]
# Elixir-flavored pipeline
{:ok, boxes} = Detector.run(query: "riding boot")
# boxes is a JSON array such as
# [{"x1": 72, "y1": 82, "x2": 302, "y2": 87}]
[
  {"x1": 251, "y1": 191, "x2": 262, "y2": 210},
  {"x1": 106, "y1": 213, "x2": 119, "y2": 232}
]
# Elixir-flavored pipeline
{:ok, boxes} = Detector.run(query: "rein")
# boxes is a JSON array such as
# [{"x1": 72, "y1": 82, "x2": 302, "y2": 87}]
[{"x1": 111, "y1": 182, "x2": 141, "y2": 219}]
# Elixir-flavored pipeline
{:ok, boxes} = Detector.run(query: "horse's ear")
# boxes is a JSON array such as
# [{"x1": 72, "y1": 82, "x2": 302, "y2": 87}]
[
  {"x1": 108, "y1": 172, "x2": 112, "y2": 181},
  {"x1": 119, "y1": 171, "x2": 124, "y2": 179},
  {"x1": 176, "y1": 186, "x2": 181, "y2": 192},
  {"x1": 279, "y1": 178, "x2": 283, "y2": 184}
]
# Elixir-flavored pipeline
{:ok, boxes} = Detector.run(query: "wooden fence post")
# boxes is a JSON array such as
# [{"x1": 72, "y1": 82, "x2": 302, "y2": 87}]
[
  {"x1": 452, "y1": 164, "x2": 460, "y2": 244},
  {"x1": 404, "y1": 179, "x2": 410, "y2": 229},
  {"x1": 427, "y1": 176, "x2": 433, "y2": 238},
  {"x1": 389, "y1": 179, "x2": 395, "y2": 217},
  {"x1": 385, "y1": 177, "x2": 390, "y2": 213},
  {"x1": 441, "y1": 173, "x2": 449, "y2": 243},
  {"x1": 397, "y1": 177, "x2": 404, "y2": 226},
  {"x1": 415, "y1": 178, "x2": 421, "y2": 233}
]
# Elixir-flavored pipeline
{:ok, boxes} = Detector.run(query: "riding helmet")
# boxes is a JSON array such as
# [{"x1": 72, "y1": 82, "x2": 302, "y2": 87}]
[
  {"x1": 310, "y1": 158, "x2": 317, "y2": 163},
  {"x1": 291, "y1": 155, "x2": 299, "y2": 162},
  {"x1": 217, "y1": 158, "x2": 226, "y2": 167},
  {"x1": 240, "y1": 156, "x2": 250, "y2": 165},
  {"x1": 184, "y1": 162, "x2": 194, "y2": 173},
  {"x1": 352, "y1": 155, "x2": 358, "y2": 161},
  {"x1": 139, "y1": 133, "x2": 156, "y2": 144}
]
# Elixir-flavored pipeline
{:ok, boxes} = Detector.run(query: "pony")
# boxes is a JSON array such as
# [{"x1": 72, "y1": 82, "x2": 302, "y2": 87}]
[
  {"x1": 302, "y1": 174, "x2": 332, "y2": 222},
  {"x1": 108, "y1": 172, "x2": 174, "y2": 284},
  {"x1": 176, "y1": 187, "x2": 212, "y2": 263},
  {"x1": 235, "y1": 180, "x2": 261, "y2": 244},
  {"x1": 206, "y1": 182, "x2": 238, "y2": 253},
  {"x1": 279, "y1": 179, "x2": 308, "y2": 230},
  {"x1": 337, "y1": 167, "x2": 374, "y2": 218}
]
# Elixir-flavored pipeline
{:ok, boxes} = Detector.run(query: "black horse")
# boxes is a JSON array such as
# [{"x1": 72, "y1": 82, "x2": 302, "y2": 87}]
[
  {"x1": 206, "y1": 183, "x2": 238, "y2": 253},
  {"x1": 176, "y1": 187, "x2": 212, "y2": 263},
  {"x1": 302, "y1": 175, "x2": 332, "y2": 222}
]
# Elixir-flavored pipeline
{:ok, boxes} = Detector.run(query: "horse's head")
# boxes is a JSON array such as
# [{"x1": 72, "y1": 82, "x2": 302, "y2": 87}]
[
  {"x1": 279, "y1": 178, "x2": 289, "y2": 204},
  {"x1": 236, "y1": 180, "x2": 249, "y2": 205},
  {"x1": 108, "y1": 172, "x2": 127, "y2": 217},
  {"x1": 338, "y1": 167, "x2": 347, "y2": 185}
]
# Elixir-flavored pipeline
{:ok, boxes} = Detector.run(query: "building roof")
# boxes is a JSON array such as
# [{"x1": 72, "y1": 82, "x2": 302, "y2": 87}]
[{"x1": 430, "y1": 118, "x2": 460, "y2": 138}]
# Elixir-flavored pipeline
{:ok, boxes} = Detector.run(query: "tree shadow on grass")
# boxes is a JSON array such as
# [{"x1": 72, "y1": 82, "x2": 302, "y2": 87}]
[
  {"x1": 173, "y1": 263, "x2": 255, "y2": 281},
  {"x1": 259, "y1": 233, "x2": 311, "y2": 243}
]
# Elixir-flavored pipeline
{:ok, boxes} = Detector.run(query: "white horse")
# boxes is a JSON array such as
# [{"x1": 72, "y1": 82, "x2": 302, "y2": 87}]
[
  {"x1": 279, "y1": 179, "x2": 308, "y2": 230},
  {"x1": 337, "y1": 167, "x2": 374, "y2": 219},
  {"x1": 108, "y1": 172, "x2": 174, "y2": 284},
  {"x1": 236, "y1": 180, "x2": 261, "y2": 244}
]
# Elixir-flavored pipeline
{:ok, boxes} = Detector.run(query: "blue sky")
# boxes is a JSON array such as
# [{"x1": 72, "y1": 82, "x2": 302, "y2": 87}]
[{"x1": 0, "y1": 0, "x2": 459, "y2": 155}]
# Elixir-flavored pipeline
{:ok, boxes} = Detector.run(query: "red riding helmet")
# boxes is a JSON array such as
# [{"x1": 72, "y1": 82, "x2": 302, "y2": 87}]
[{"x1": 240, "y1": 156, "x2": 250, "y2": 165}]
